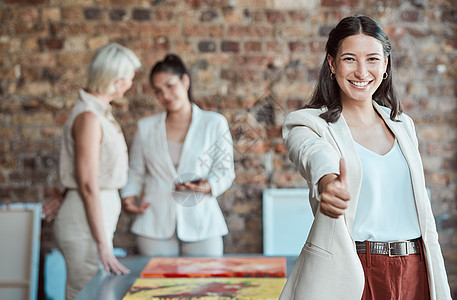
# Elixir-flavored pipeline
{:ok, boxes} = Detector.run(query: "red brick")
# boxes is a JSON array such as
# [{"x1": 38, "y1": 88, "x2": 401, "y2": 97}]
[
  {"x1": 14, "y1": 22, "x2": 48, "y2": 35},
  {"x1": 5, "y1": 0, "x2": 45, "y2": 4},
  {"x1": 56, "y1": 52, "x2": 89, "y2": 67},
  {"x1": 200, "y1": 9, "x2": 218, "y2": 22},
  {"x1": 228, "y1": 25, "x2": 271, "y2": 37},
  {"x1": 43, "y1": 7, "x2": 61, "y2": 21},
  {"x1": 309, "y1": 40, "x2": 325, "y2": 53},
  {"x1": 198, "y1": 40, "x2": 216, "y2": 52},
  {"x1": 266, "y1": 10, "x2": 286, "y2": 23},
  {"x1": 61, "y1": 7, "x2": 83, "y2": 20},
  {"x1": 84, "y1": 7, "x2": 104, "y2": 20},
  {"x1": 44, "y1": 37, "x2": 65, "y2": 50},
  {"x1": 234, "y1": 172, "x2": 268, "y2": 184},
  {"x1": 182, "y1": 24, "x2": 225, "y2": 37},
  {"x1": 95, "y1": 22, "x2": 140, "y2": 36},
  {"x1": 232, "y1": 55, "x2": 275, "y2": 67},
  {"x1": 139, "y1": 24, "x2": 180, "y2": 37},
  {"x1": 221, "y1": 67, "x2": 262, "y2": 83},
  {"x1": 273, "y1": 141, "x2": 287, "y2": 154},
  {"x1": 109, "y1": 8, "x2": 127, "y2": 21},
  {"x1": 244, "y1": 41, "x2": 262, "y2": 52},
  {"x1": 273, "y1": 170, "x2": 306, "y2": 187},
  {"x1": 276, "y1": 24, "x2": 308, "y2": 38},
  {"x1": 321, "y1": 0, "x2": 359, "y2": 7},
  {"x1": 401, "y1": 10, "x2": 420, "y2": 22},
  {"x1": 189, "y1": 0, "x2": 202, "y2": 8},
  {"x1": 175, "y1": 39, "x2": 195, "y2": 53},
  {"x1": 222, "y1": 8, "x2": 243, "y2": 23},
  {"x1": 153, "y1": 9, "x2": 175, "y2": 21},
  {"x1": 245, "y1": 10, "x2": 266, "y2": 22},
  {"x1": 17, "y1": 53, "x2": 57, "y2": 68},
  {"x1": 288, "y1": 41, "x2": 307, "y2": 52},
  {"x1": 266, "y1": 126, "x2": 281, "y2": 139},
  {"x1": 110, "y1": 0, "x2": 136, "y2": 5},
  {"x1": 53, "y1": 22, "x2": 95, "y2": 35},
  {"x1": 16, "y1": 7, "x2": 40, "y2": 22},
  {"x1": 266, "y1": 41, "x2": 286, "y2": 53},
  {"x1": 221, "y1": 41, "x2": 239, "y2": 52},
  {"x1": 288, "y1": 11, "x2": 309, "y2": 22},
  {"x1": 132, "y1": 8, "x2": 151, "y2": 21}
]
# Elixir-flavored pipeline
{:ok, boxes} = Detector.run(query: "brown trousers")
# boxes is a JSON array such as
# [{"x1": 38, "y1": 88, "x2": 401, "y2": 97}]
[{"x1": 358, "y1": 240, "x2": 430, "y2": 300}]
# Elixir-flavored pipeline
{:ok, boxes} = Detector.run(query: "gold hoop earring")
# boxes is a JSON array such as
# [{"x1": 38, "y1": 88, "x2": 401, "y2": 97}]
[{"x1": 383, "y1": 72, "x2": 388, "y2": 79}]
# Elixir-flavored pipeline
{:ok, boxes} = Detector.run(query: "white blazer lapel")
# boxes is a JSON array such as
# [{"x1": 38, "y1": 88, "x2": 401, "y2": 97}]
[
  {"x1": 157, "y1": 112, "x2": 180, "y2": 181},
  {"x1": 176, "y1": 104, "x2": 199, "y2": 175},
  {"x1": 373, "y1": 102, "x2": 428, "y2": 234}
]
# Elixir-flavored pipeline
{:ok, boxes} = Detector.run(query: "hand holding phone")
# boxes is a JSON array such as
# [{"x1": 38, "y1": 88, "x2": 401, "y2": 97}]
[{"x1": 174, "y1": 178, "x2": 211, "y2": 194}]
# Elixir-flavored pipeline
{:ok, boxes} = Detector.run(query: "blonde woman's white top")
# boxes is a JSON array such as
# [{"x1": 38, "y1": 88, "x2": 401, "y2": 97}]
[{"x1": 59, "y1": 89, "x2": 128, "y2": 190}]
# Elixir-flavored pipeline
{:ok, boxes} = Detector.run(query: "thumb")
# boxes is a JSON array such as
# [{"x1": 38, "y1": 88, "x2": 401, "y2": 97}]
[{"x1": 338, "y1": 158, "x2": 347, "y2": 187}]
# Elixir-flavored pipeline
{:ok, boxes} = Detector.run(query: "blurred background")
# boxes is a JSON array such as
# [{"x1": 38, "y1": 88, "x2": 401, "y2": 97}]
[{"x1": 0, "y1": 0, "x2": 455, "y2": 297}]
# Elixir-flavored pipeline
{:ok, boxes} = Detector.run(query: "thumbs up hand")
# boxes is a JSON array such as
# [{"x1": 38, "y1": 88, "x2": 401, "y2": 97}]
[{"x1": 317, "y1": 158, "x2": 351, "y2": 218}]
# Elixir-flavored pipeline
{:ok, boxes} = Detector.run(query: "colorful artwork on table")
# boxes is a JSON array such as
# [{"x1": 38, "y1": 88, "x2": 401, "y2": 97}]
[
  {"x1": 122, "y1": 277, "x2": 287, "y2": 300},
  {"x1": 140, "y1": 257, "x2": 287, "y2": 278}
]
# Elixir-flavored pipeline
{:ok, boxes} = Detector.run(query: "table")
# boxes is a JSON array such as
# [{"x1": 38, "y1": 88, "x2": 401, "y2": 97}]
[{"x1": 75, "y1": 255, "x2": 297, "y2": 300}]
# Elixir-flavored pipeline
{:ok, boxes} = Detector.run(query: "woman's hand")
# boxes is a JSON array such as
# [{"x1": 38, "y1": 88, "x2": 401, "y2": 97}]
[
  {"x1": 122, "y1": 196, "x2": 150, "y2": 214},
  {"x1": 97, "y1": 243, "x2": 130, "y2": 276},
  {"x1": 42, "y1": 189, "x2": 66, "y2": 222},
  {"x1": 318, "y1": 158, "x2": 350, "y2": 218},
  {"x1": 175, "y1": 178, "x2": 211, "y2": 194}
]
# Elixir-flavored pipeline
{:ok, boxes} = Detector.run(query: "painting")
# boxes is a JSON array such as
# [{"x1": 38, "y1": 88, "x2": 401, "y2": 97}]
[
  {"x1": 123, "y1": 277, "x2": 287, "y2": 300},
  {"x1": 140, "y1": 257, "x2": 287, "y2": 278}
]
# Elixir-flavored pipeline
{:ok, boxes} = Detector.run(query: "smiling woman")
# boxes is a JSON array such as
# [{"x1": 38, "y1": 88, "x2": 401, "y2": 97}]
[{"x1": 279, "y1": 15, "x2": 451, "y2": 300}]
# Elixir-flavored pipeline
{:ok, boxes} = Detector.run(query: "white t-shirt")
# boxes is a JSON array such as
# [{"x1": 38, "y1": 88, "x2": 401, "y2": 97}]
[{"x1": 352, "y1": 139, "x2": 421, "y2": 242}]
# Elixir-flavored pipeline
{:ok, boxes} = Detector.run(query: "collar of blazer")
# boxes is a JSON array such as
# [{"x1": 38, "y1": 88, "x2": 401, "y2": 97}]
[
  {"x1": 325, "y1": 101, "x2": 428, "y2": 237},
  {"x1": 160, "y1": 103, "x2": 202, "y2": 179},
  {"x1": 371, "y1": 102, "x2": 428, "y2": 239}
]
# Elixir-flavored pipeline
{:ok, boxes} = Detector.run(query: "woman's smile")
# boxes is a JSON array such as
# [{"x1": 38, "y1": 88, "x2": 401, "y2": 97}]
[{"x1": 348, "y1": 80, "x2": 373, "y2": 88}]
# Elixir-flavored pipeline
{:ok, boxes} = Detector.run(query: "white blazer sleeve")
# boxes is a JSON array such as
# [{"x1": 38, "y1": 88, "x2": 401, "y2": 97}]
[
  {"x1": 121, "y1": 120, "x2": 147, "y2": 198},
  {"x1": 282, "y1": 109, "x2": 340, "y2": 197},
  {"x1": 207, "y1": 116, "x2": 235, "y2": 198}
]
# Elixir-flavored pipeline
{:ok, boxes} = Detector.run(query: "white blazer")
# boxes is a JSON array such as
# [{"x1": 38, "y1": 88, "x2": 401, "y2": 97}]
[
  {"x1": 280, "y1": 102, "x2": 451, "y2": 300},
  {"x1": 121, "y1": 104, "x2": 235, "y2": 242}
]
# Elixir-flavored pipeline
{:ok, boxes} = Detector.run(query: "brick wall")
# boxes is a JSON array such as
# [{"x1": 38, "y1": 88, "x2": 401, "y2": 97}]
[{"x1": 1, "y1": 0, "x2": 456, "y2": 296}]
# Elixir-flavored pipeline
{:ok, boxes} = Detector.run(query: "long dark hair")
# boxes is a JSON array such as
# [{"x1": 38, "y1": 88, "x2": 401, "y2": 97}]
[
  {"x1": 308, "y1": 15, "x2": 401, "y2": 122},
  {"x1": 149, "y1": 54, "x2": 194, "y2": 103}
]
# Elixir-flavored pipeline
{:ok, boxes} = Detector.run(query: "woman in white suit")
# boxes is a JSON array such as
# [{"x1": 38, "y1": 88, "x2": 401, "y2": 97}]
[
  {"x1": 280, "y1": 15, "x2": 451, "y2": 300},
  {"x1": 121, "y1": 54, "x2": 235, "y2": 256}
]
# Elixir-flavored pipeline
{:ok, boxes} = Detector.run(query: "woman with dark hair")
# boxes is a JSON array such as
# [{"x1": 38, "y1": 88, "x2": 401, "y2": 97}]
[
  {"x1": 121, "y1": 54, "x2": 235, "y2": 256},
  {"x1": 280, "y1": 15, "x2": 451, "y2": 299}
]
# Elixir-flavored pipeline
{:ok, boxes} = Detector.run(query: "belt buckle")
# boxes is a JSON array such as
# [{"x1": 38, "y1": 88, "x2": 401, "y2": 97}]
[{"x1": 388, "y1": 241, "x2": 409, "y2": 257}]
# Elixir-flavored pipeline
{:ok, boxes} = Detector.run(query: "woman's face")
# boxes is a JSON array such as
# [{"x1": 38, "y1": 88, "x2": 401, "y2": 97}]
[
  {"x1": 327, "y1": 33, "x2": 388, "y2": 104},
  {"x1": 151, "y1": 71, "x2": 190, "y2": 112}
]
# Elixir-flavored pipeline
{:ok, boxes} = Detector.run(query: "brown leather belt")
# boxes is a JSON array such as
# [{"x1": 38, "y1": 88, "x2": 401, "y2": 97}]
[{"x1": 356, "y1": 239, "x2": 421, "y2": 257}]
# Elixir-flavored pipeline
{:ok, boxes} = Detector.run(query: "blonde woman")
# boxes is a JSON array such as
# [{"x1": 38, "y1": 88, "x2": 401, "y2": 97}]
[{"x1": 54, "y1": 43, "x2": 141, "y2": 299}]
